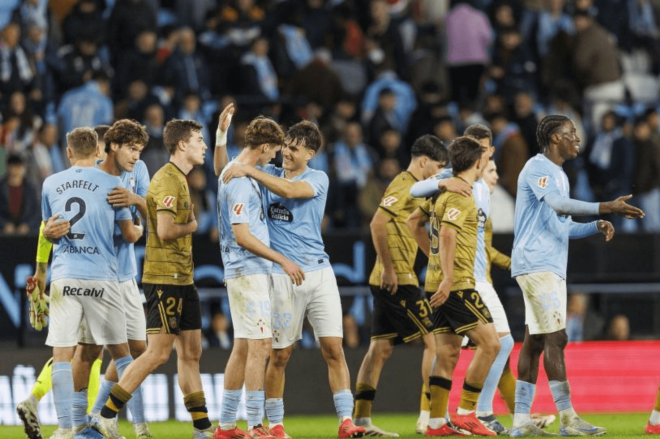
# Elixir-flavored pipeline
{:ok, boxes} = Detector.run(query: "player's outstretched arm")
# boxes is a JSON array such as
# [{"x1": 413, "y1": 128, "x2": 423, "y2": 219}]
[
  {"x1": 599, "y1": 194, "x2": 645, "y2": 219},
  {"x1": 232, "y1": 223, "x2": 305, "y2": 285},
  {"x1": 406, "y1": 207, "x2": 431, "y2": 257},
  {"x1": 214, "y1": 103, "x2": 235, "y2": 177},
  {"x1": 410, "y1": 174, "x2": 472, "y2": 198},
  {"x1": 223, "y1": 163, "x2": 314, "y2": 199}
]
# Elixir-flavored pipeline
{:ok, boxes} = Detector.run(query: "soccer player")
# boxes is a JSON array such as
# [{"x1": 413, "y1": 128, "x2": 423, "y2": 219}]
[
  {"x1": 41, "y1": 127, "x2": 143, "y2": 438},
  {"x1": 92, "y1": 119, "x2": 215, "y2": 439},
  {"x1": 215, "y1": 116, "x2": 304, "y2": 439},
  {"x1": 645, "y1": 385, "x2": 660, "y2": 434},
  {"x1": 509, "y1": 115, "x2": 644, "y2": 437},
  {"x1": 352, "y1": 135, "x2": 447, "y2": 437},
  {"x1": 219, "y1": 120, "x2": 366, "y2": 439}
]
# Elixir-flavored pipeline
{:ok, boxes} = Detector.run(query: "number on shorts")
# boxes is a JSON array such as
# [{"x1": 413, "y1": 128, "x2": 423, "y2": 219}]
[
  {"x1": 416, "y1": 299, "x2": 432, "y2": 317},
  {"x1": 165, "y1": 297, "x2": 182, "y2": 315},
  {"x1": 65, "y1": 197, "x2": 87, "y2": 240},
  {"x1": 470, "y1": 291, "x2": 484, "y2": 309}
]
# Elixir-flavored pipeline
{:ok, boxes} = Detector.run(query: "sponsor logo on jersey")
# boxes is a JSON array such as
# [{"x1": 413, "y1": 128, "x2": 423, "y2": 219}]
[
  {"x1": 62, "y1": 286, "x2": 104, "y2": 298},
  {"x1": 477, "y1": 208, "x2": 487, "y2": 229},
  {"x1": 445, "y1": 208, "x2": 461, "y2": 221},
  {"x1": 382, "y1": 196, "x2": 398, "y2": 207},
  {"x1": 233, "y1": 203, "x2": 244, "y2": 216},
  {"x1": 162, "y1": 196, "x2": 175, "y2": 208},
  {"x1": 268, "y1": 202, "x2": 293, "y2": 222},
  {"x1": 61, "y1": 246, "x2": 100, "y2": 255},
  {"x1": 538, "y1": 176, "x2": 549, "y2": 189}
]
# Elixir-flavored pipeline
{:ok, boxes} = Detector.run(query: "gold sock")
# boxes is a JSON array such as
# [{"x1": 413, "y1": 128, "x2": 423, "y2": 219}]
[
  {"x1": 184, "y1": 391, "x2": 212, "y2": 430},
  {"x1": 429, "y1": 376, "x2": 451, "y2": 419},
  {"x1": 354, "y1": 383, "x2": 376, "y2": 419},
  {"x1": 498, "y1": 368, "x2": 516, "y2": 414},
  {"x1": 420, "y1": 383, "x2": 430, "y2": 412},
  {"x1": 87, "y1": 358, "x2": 102, "y2": 412},
  {"x1": 459, "y1": 381, "x2": 483, "y2": 412},
  {"x1": 32, "y1": 358, "x2": 53, "y2": 401}
]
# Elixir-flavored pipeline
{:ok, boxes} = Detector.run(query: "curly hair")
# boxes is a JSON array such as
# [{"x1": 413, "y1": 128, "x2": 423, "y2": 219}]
[
  {"x1": 104, "y1": 119, "x2": 149, "y2": 153},
  {"x1": 536, "y1": 115, "x2": 570, "y2": 152},
  {"x1": 163, "y1": 119, "x2": 203, "y2": 155},
  {"x1": 245, "y1": 116, "x2": 285, "y2": 149}
]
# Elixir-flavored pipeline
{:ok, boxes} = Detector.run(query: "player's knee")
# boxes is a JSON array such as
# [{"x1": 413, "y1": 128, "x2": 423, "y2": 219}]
[
  {"x1": 528, "y1": 333, "x2": 546, "y2": 354},
  {"x1": 483, "y1": 336, "x2": 501, "y2": 359},
  {"x1": 547, "y1": 330, "x2": 568, "y2": 350},
  {"x1": 270, "y1": 348, "x2": 292, "y2": 368},
  {"x1": 369, "y1": 340, "x2": 394, "y2": 362},
  {"x1": 321, "y1": 342, "x2": 345, "y2": 364},
  {"x1": 129, "y1": 341, "x2": 147, "y2": 358}
]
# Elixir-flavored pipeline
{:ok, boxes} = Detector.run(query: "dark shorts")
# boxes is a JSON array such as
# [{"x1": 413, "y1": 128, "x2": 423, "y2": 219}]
[
  {"x1": 144, "y1": 283, "x2": 202, "y2": 335},
  {"x1": 370, "y1": 284, "x2": 434, "y2": 345},
  {"x1": 431, "y1": 288, "x2": 493, "y2": 335}
]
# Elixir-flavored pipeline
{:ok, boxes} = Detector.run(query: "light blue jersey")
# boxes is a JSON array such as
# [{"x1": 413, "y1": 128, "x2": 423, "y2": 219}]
[
  {"x1": 261, "y1": 165, "x2": 331, "y2": 274},
  {"x1": 218, "y1": 161, "x2": 272, "y2": 279},
  {"x1": 411, "y1": 167, "x2": 492, "y2": 282},
  {"x1": 512, "y1": 154, "x2": 573, "y2": 279},
  {"x1": 116, "y1": 160, "x2": 150, "y2": 282},
  {"x1": 41, "y1": 166, "x2": 132, "y2": 281}
]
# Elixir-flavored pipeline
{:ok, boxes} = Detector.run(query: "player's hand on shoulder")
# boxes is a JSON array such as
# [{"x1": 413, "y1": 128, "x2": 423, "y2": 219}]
[
  {"x1": 282, "y1": 259, "x2": 305, "y2": 286},
  {"x1": 107, "y1": 186, "x2": 134, "y2": 207},
  {"x1": 222, "y1": 163, "x2": 251, "y2": 184},
  {"x1": 597, "y1": 220, "x2": 614, "y2": 242},
  {"x1": 440, "y1": 178, "x2": 472, "y2": 197},
  {"x1": 44, "y1": 214, "x2": 70, "y2": 240},
  {"x1": 603, "y1": 194, "x2": 645, "y2": 219}
]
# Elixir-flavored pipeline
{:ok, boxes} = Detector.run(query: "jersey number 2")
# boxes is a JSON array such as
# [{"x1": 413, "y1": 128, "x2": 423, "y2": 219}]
[{"x1": 66, "y1": 197, "x2": 87, "y2": 240}]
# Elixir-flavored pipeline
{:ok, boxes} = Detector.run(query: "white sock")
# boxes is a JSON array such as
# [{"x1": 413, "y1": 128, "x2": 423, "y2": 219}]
[
  {"x1": 513, "y1": 413, "x2": 531, "y2": 428},
  {"x1": 428, "y1": 417, "x2": 446, "y2": 429},
  {"x1": 418, "y1": 410, "x2": 430, "y2": 424},
  {"x1": 456, "y1": 407, "x2": 473, "y2": 415},
  {"x1": 476, "y1": 411, "x2": 493, "y2": 418},
  {"x1": 651, "y1": 410, "x2": 660, "y2": 425}
]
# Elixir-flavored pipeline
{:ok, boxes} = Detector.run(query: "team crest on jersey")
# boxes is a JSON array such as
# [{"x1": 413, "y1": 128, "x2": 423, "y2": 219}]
[
  {"x1": 169, "y1": 316, "x2": 177, "y2": 329},
  {"x1": 538, "y1": 176, "x2": 549, "y2": 189},
  {"x1": 162, "y1": 196, "x2": 175, "y2": 208},
  {"x1": 233, "y1": 203, "x2": 244, "y2": 216},
  {"x1": 445, "y1": 208, "x2": 461, "y2": 221},
  {"x1": 477, "y1": 208, "x2": 486, "y2": 229},
  {"x1": 382, "y1": 196, "x2": 398, "y2": 207},
  {"x1": 256, "y1": 318, "x2": 266, "y2": 333}
]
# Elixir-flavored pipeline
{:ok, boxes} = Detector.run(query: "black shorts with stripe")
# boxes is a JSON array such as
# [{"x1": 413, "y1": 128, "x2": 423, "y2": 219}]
[
  {"x1": 431, "y1": 288, "x2": 493, "y2": 335},
  {"x1": 370, "y1": 284, "x2": 434, "y2": 345},
  {"x1": 144, "y1": 283, "x2": 202, "y2": 335}
]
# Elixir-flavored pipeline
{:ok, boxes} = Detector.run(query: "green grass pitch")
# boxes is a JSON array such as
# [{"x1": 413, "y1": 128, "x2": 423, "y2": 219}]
[{"x1": 0, "y1": 413, "x2": 652, "y2": 438}]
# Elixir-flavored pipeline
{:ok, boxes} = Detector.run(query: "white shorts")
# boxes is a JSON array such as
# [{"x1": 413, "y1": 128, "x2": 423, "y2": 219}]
[
  {"x1": 226, "y1": 274, "x2": 272, "y2": 340},
  {"x1": 78, "y1": 279, "x2": 146, "y2": 343},
  {"x1": 271, "y1": 267, "x2": 343, "y2": 349},
  {"x1": 47, "y1": 278, "x2": 127, "y2": 347},
  {"x1": 476, "y1": 281, "x2": 510, "y2": 334},
  {"x1": 516, "y1": 272, "x2": 567, "y2": 335}
]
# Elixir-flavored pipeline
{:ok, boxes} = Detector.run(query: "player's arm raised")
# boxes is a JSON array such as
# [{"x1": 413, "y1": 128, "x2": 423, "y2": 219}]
[
  {"x1": 213, "y1": 103, "x2": 235, "y2": 177},
  {"x1": 407, "y1": 207, "x2": 431, "y2": 257},
  {"x1": 223, "y1": 164, "x2": 314, "y2": 199},
  {"x1": 232, "y1": 223, "x2": 305, "y2": 285},
  {"x1": 371, "y1": 209, "x2": 398, "y2": 294},
  {"x1": 157, "y1": 204, "x2": 197, "y2": 240}
]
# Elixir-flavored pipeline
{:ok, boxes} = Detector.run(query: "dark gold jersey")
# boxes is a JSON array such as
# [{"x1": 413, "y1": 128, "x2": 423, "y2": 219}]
[
  {"x1": 369, "y1": 171, "x2": 423, "y2": 287},
  {"x1": 142, "y1": 162, "x2": 194, "y2": 286},
  {"x1": 485, "y1": 217, "x2": 511, "y2": 284},
  {"x1": 424, "y1": 180, "x2": 478, "y2": 292}
]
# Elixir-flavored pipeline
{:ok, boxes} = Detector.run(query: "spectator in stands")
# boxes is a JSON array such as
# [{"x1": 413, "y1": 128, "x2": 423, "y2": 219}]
[
  {"x1": 362, "y1": 69, "x2": 416, "y2": 138},
  {"x1": 572, "y1": 7, "x2": 625, "y2": 131},
  {"x1": 406, "y1": 81, "x2": 448, "y2": 148},
  {"x1": 486, "y1": 112, "x2": 529, "y2": 197},
  {"x1": 28, "y1": 123, "x2": 63, "y2": 189},
  {"x1": 155, "y1": 25, "x2": 179, "y2": 65},
  {"x1": 51, "y1": 33, "x2": 113, "y2": 93},
  {"x1": 566, "y1": 292, "x2": 605, "y2": 342},
  {"x1": 219, "y1": 0, "x2": 264, "y2": 49},
  {"x1": 0, "y1": 22, "x2": 36, "y2": 101},
  {"x1": 2, "y1": 90, "x2": 41, "y2": 153},
  {"x1": 445, "y1": 0, "x2": 492, "y2": 104},
  {"x1": 322, "y1": 94, "x2": 358, "y2": 145},
  {"x1": 632, "y1": 116, "x2": 660, "y2": 232},
  {"x1": 188, "y1": 166, "x2": 217, "y2": 239},
  {"x1": 367, "y1": 87, "x2": 396, "y2": 147},
  {"x1": 162, "y1": 27, "x2": 211, "y2": 104},
  {"x1": 358, "y1": 157, "x2": 400, "y2": 229},
  {"x1": 431, "y1": 115, "x2": 457, "y2": 145},
  {"x1": 521, "y1": 0, "x2": 574, "y2": 60},
  {"x1": 605, "y1": 314, "x2": 631, "y2": 340},
  {"x1": 114, "y1": 29, "x2": 159, "y2": 98},
  {"x1": 488, "y1": 26, "x2": 538, "y2": 104},
  {"x1": 283, "y1": 49, "x2": 343, "y2": 111},
  {"x1": 512, "y1": 91, "x2": 540, "y2": 157},
  {"x1": 541, "y1": 30, "x2": 579, "y2": 103},
  {"x1": 61, "y1": 0, "x2": 105, "y2": 47},
  {"x1": 114, "y1": 79, "x2": 159, "y2": 121},
  {"x1": 272, "y1": 1, "x2": 314, "y2": 81},
  {"x1": 206, "y1": 312, "x2": 232, "y2": 349},
  {"x1": 140, "y1": 102, "x2": 167, "y2": 177},
  {"x1": 107, "y1": 0, "x2": 157, "y2": 62},
  {"x1": 367, "y1": 0, "x2": 408, "y2": 81},
  {"x1": 0, "y1": 153, "x2": 40, "y2": 235},
  {"x1": 240, "y1": 36, "x2": 279, "y2": 102},
  {"x1": 301, "y1": 0, "x2": 333, "y2": 51}
]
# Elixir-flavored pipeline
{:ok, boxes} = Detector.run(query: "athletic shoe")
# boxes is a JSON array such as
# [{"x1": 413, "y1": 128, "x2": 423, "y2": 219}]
[
  {"x1": 193, "y1": 426, "x2": 217, "y2": 439},
  {"x1": 559, "y1": 417, "x2": 606, "y2": 436},
  {"x1": 17, "y1": 397, "x2": 43, "y2": 439},
  {"x1": 532, "y1": 414, "x2": 557, "y2": 429},
  {"x1": 645, "y1": 422, "x2": 660, "y2": 434},
  {"x1": 357, "y1": 422, "x2": 398, "y2": 437},
  {"x1": 134, "y1": 422, "x2": 154, "y2": 439},
  {"x1": 477, "y1": 415, "x2": 509, "y2": 435},
  {"x1": 338, "y1": 419, "x2": 367, "y2": 438},
  {"x1": 246, "y1": 425, "x2": 275, "y2": 438},
  {"x1": 425, "y1": 423, "x2": 473, "y2": 437},
  {"x1": 48, "y1": 428, "x2": 74, "y2": 439},
  {"x1": 510, "y1": 422, "x2": 558, "y2": 437},
  {"x1": 452, "y1": 413, "x2": 496, "y2": 436},
  {"x1": 214, "y1": 426, "x2": 247, "y2": 439},
  {"x1": 73, "y1": 426, "x2": 105, "y2": 439},
  {"x1": 416, "y1": 412, "x2": 430, "y2": 434},
  {"x1": 90, "y1": 414, "x2": 123, "y2": 439},
  {"x1": 269, "y1": 425, "x2": 292, "y2": 439}
]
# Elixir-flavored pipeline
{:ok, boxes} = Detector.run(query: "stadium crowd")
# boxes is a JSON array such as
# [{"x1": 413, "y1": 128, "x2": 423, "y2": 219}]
[{"x1": 1, "y1": 0, "x2": 660, "y2": 237}]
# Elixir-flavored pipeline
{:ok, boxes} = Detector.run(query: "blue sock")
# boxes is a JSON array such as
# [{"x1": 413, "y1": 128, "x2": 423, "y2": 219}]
[
  {"x1": 91, "y1": 379, "x2": 114, "y2": 415},
  {"x1": 266, "y1": 398, "x2": 284, "y2": 425},
  {"x1": 246, "y1": 390, "x2": 265, "y2": 430},
  {"x1": 514, "y1": 380, "x2": 536, "y2": 416},
  {"x1": 220, "y1": 389, "x2": 243, "y2": 427},
  {"x1": 477, "y1": 334, "x2": 514, "y2": 414},
  {"x1": 114, "y1": 355, "x2": 133, "y2": 380},
  {"x1": 72, "y1": 389, "x2": 88, "y2": 428},
  {"x1": 52, "y1": 362, "x2": 74, "y2": 428},
  {"x1": 333, "y1": 389, "x2": 353, "y2": 420},
  {"x1": 549, "y1": 380, "x2": 573, "y2": 412}
]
